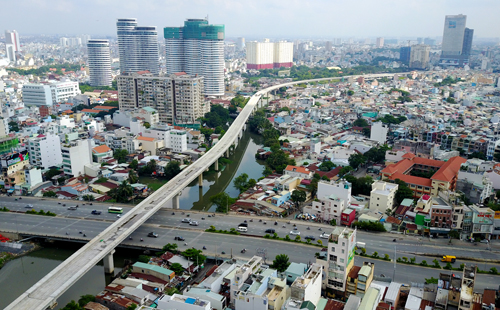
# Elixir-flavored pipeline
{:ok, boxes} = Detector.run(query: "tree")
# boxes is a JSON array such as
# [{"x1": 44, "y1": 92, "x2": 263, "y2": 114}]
[
  {"x1": 182, "y1": 248, "x2": 206, "y2": 266},
  {"x1": 170, "y1": 262, "x2": 184, "y2": 275},
  {"x1": 43, "y1": 191, "x2": 57, "y2": 197},
  {"x1": 78, "y1": 294, "x2": 96, "y2": 307},
  {"x1": 394, "y1": 179, "x2": 414, "y2": 205},
  {"x1": 320, "y1": 160, "x2": 336, "y2": 171},
  {"x1": 347, "y1": 90, "x2": 354, "y2": 96},
  {"x1": 138, "y1": 255, "x2": 151, "y2": 263},
  {"x1": 162, "y1": 243, "x2": 178, "y2": 252},
  {"x1": 164, "y1": 161, "x2": 181, "y2": 179},
  {"x1": 469, "y1": 152, "x2": 486, "y2": 160},
  {"x1": 234, "y1": 173, "x2": 250, "y2": 193},
  {"x1": 113, "y1": 149, "x2": 129, "y2": 163},
  {"x1": 127, "y1": 304, "x2": 138, "y2": 310},
  {"x1": 352, "y1": 118, "x2": 368, "y2": 127},
  {"x1": 339, "y1": 166, "x2": 354, "y2": 176},
  {"x1": 263, "y1": 166, "x2": 273, "y2": 176},
  {"x1": 271, "y1": 254, "x2": 291, "y2": 272},
  {"x1": 8, "y1": 121, "x2": 19, "y2": 132},
  {"x1": 128, "y1": 170, "x2": 138, "y2": 184},
  {"x1": 109, "y1": 180, "x2": 133, "y2": 203},
  {"x1": 60, "y1": 300, "x2": 82, "y2": 310},
  {"x1": 209, "y1": 192, "x2": 233, "y2": 213},
  {"x1": 266, "y1": 149, "x2": 294, "y2": 173},
  {"x1": 147, "y1": 159, "x2": 157, "y2": 174},
  {"x1": 44, "y1": 168, "x2": 62, "y2": 180},
  {"x1": 82, "y1": 194, "x2": 95, "y2": 201},
  {"x1": 290, "y1": 190, "x2": 306, "y2": 209},
  {"x1": 129, "y1": 159, "x2": 139, "y2": 170},
  {"x1": 143, "y1": 122, "x2": 151, "y2": 129},
  {"x1": 349, "y1": 153, "x2": 367, "y2": 169}
]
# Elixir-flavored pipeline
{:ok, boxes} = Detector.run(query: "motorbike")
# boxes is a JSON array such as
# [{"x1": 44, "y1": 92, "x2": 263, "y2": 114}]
[
  {"x1": 250, "y1": 219, "x2": 253, "y2": 222},
  {"x1": 263, "y1": 221, "x2": 267, "y2": 225},
  {"x1": 282, "y1": 225, "x2": 286, "y2": 228},
  {"x1": 129, "y1": 237, "x2": 133, "y2": 240},
  {"x1": 203, "y1": 246, "x2": 207, "y2": 250},
  {"x1": 307, "y1": 227, "x2": 310, "y2": 230},
  {"x1": 83, "y1": 234, "x2": 86, "y2": 237},
  {"x1": 241, "y1": 249, "x2": 246, "y2": 253},
  {"x1": 244, "y1": 220, "x2": 247, "y2": 223},
  {"x1": 274, "y1": 221, "x2": 278, "y2": 225},
  {"x1": 259, "y1": 219, "x2": 262, "y2": 222},
  {"x1": 319, "y1": 228, "x2": 322, "y2": 231},
  {"x1": 221, "y1": 251, "x2": 226, "y2": 254},
  {"x1": 172, "y1": 212, "x2": 175, "y2": 215},
  {"x1": 140, "y1": 238, "x2": 143, "y2": 242},
  {"x1": 393, "y1": 239, "x2": 396, "y2": 242}
]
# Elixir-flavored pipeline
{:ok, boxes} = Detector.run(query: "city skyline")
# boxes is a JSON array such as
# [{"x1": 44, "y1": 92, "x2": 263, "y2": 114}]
[{"x1": 1, "y1": 0, "x2": 499, "y2": 38}]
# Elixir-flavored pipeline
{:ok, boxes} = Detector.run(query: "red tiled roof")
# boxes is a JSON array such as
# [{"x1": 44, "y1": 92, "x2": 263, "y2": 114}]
[
  {"x1": 389, "y1": 172, "x2": 432, "y2": 187},
  {"x1": 285, "y1": 165, "x2": 310, "y2": 174},
  {"x1": 348, "y1": 266, "x2": 361, "y2": 279},
  {"x1": 431, "y1": 156, "x2": 467, "y2": 182},
  {"x1": 401, "y1": 152, "x2": 415, "y2": 159},
  {"x1": 324, "y1": 299, "x2": 345, "y2": 310},
  {"x1": 129, "y1": 272, "x2": 167, "y2": 284}
]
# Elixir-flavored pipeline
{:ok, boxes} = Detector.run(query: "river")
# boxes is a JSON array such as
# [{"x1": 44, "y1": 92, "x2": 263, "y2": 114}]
[{"x1": 0, "y1": 129, "x2": 265, "y2": 309}]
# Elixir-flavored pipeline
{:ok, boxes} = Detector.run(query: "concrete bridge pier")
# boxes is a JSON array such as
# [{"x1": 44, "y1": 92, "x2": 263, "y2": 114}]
[
  {"x1": 103, "y1": 250, "x2": 115, "y2": 274},
  {"x1": 172, "y1": 193, "x2": 180, "y2": 209},
  {"x1": 214, "y1": 159, "x2": 219, "y2": 171},
  {"x1": 226, "y1": 149, "x2": 230, "y2": 158},
  {"x1": 198, "y1": 174, "x2": 203, "y2": 187}
]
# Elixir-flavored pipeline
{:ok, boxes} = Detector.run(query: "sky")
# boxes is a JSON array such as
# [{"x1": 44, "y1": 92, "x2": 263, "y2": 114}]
[{"x1": 2, "y1": 0, "x2": 500, "y2": 39}]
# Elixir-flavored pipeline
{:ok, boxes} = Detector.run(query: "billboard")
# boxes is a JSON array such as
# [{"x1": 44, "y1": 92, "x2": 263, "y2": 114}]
[
  {"x1": 495, "y1": 211, "x2": 500, "y2": 219},
  {"x1": 1, "y1": 150, "x2": 29, "y2": 167}
]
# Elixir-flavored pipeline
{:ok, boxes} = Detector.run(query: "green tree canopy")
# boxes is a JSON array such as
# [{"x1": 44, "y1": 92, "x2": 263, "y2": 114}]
[
  {"x1": 353, "y1": 118, "x2": 369, "y2": 127},
  {"x1": 170, "y1": 262, "x2": 184, "y2": 275},
  {"x1": 271, "y1": 254, "x2": 291, "y2": 272},
  {"x1": 129, "y1": 159, "x2": 139, "y2": 170},
  {"x1": 209, "y1": 192, "x2": 236, "y2": 213},
  {"x1": 348, "y1": 153, "x2": 367, "y2": 169},
  {"x1": 109, "y1": 180, "x2": 133, "y2": 203},
  {"x1": 290, "y1": 190, "x2": 307, "y2": 209},
  {"x1": 113, "y1": 149, "x2": 129, "y2": 163},
  {"x1": 394, "y1": 179, "x2": 414, "y2": 205},
  {"x1": 164, "y1": 161, "x2": 181, "y2": 179},
  {"x1": 182, "y1": 248, "x2": 206, "y2": 266},
  {"x1": 320, "y1": 160, "x2": 336, "y2": 171},
  {"x1": 43, "y1": 191, "x2": 57, "y2": 197}
]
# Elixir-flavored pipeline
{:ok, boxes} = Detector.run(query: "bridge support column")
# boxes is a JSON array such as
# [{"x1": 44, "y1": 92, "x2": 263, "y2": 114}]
[
  {"x1": 198, "y1": 174, "x2": 203, "y2": 187},
  {"x1": 226, "y1": 149, "x2": 230, "y2": 158},
  {"x1": 104, "y1": 250, "x2": 115, "y2": 274},
  {"x1": 215, "y1": 159, "x2": 219, "y2": 171},
  {"x1": 172, "y1": 193, "x2": 180, "y2": 209}
]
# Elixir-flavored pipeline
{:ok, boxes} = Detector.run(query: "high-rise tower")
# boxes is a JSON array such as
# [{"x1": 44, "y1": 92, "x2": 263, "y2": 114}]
[
  {"x1": 440, "y1": 14, "x2": 474, "y2": 66},
  {"x1": 164, "y1": 18, "x2": 225, "y2": 96},
  {"x1": 116, "y1": 18, "x2": 159, "y2": 74},
  {"x1": 5, "y1": 30, "x2": 20, "y2": 51},
  {"x1": 87, "y1": 39, "x2": 112, "y2": 87}
]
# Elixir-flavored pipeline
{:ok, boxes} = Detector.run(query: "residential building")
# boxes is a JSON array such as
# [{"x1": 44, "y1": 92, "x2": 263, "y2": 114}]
[
  {"x1": 409, "y1": 44, "x2": 431, "y2": 69},
  {"x1": 5, "y1": 30, "x2": 21, "y2": 52},
  {"x1": 356, "y1": 262, "x2": 374, "y2": 298},
  {"x1": 87, "y1": 39, "x2": 112, "y2": 87},
  {"x1": 184, "y1": 287, "x2": 226, "y2": 310},
  {"x1": 458, "y1": 265, "x2": 477, "y2": 310},
  {"x1": 285, "y1": 262, "x2": 308, "y2": 284},
  {"x1": 117, "y1": 71, "x2": 209, "y2": 125},
  {"x1": 22, "y1": 81, "x2": 80, "y2": 106},
  {"x1": 157, "y1": 294, "x2": 210, "y2": 310},
  {"x1": 28, "y1": 134, "x2": 63, "y2": 169},
  {"x1": 137, "y1": 136, "x2": 163, "y2": 155},
  {"x1": 0, "y1": 150, "x2": 30, "y2": 193},
  {"x1": 236, "y1": 37, "x2": 245, "y2": 51},
  {"x1": 233, "y1": 265, "x2": 279, "y2": 310},
  {"x1": 132, "y1": 262, "x2": 174, "y2": 282},
  {"x1": 399, "y1": 46, "x2": 411, "y2": 64},
  {"x1": 306, "y1": 192, "x2": 346, "y2": 223},
  {"x1": 246, "y1": 41, "x2": 294, "y2": 69},
  {"x1": 92, "y1": 144, "x2": 113, "y2": 163},
  {"x1": 164, "y1": 18, "x2": 225, "y2": 96},
  {"x1": 376, "y1": 37, "x2": 384, "y2": 48},
  {"x1": 290, "y1": 263, "x2": 322, "y2": 306},
  {"x1": 370, "y1": 121, "x2": 388, "y2": 144},
  {"x1": 227, "y1": 256, "x2": 264, "y2": 306},
  {"x1": 61, "y1": 139, "x2": 93, "y2": 177},
  {"x1": 456, "y1": 171, "x2": 493, "y2": 204},
  {"x1": 325, "y1": 227, "x2": 356, "y2": 297},
  {"x1": 284, "y1": 165, "x2": 312, "y2": 179},
  {"x1": 369, "y1": 181, "x2": 398, "y2": 212},
  {"x1": 166, "y1": 130, "x2": 187, "y2": 153},
  {"x1": 440, "y1": 14, "x2": 474, "y2": 66},
  {"x1": 345, "y1": 266, "x2": 360, "y2": 297},
  {"x1": 116, "y1": 18, "x2": 159, "y2": 74},
  {"x1": 317, "y1": 180, "x2": 352, "y2": 207}
]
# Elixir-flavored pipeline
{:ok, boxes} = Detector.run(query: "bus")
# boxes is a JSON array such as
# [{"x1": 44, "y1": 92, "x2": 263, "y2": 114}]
[{"x1": 108, "y1": 207, "x2": 123, "y2": 214}]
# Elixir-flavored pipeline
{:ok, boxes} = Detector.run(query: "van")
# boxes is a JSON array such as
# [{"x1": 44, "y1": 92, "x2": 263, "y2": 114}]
[
  {"x1": 68, "y1": 206, "x2": 77, "y2": 210},
  {"x1": 237, "y1": 227, "x2": 248, "y2": 232}
]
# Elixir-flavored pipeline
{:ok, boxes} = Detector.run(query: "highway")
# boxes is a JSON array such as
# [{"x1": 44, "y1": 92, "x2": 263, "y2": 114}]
[
  {"x1": 1, "y1": 212, "x2": 499, "y2": 292},
  {"x1": 4, "y1": 73, "x2": 412, "y2": 310}
]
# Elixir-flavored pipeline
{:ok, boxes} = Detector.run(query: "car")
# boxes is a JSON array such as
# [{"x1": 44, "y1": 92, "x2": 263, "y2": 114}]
[
  {"x1": 290, "y1": 230, "x2": 300, "y2": 236},
  {"x1": 480, "y1": 239, "x2": 489, "y2": 243},
  {"x1": 174, "y1": 236, "x2": 185, "y2": 241},
  {"x1": 25, "y1": 204, "x2": 33, "y2": 208},
  {"x1": 305, "y1": 235, "x2": 316, "y2": 241},
  {"x1": 319, "y1": 233, "x2": 329, "y2": 239},
  {"x1": 117, "y1": 214, "x2": 121, "y2": 218},
  {"x1": 182, "y1": 218, "x2": 191, "y2": 223},
  {"x1": 265, "y1": 229, "x2": 275, "y2": 234},
  {"x1": 189, "y1": 221, "x2": 199, "y2": 226},
  {"x1": 237, "y1": 227, "x2": 248, "y2": 232},
  {"x1": 239, "y1": 223, "x2": 248, "y2": 228},
  {"x1": 91, "y1": 210, "x2": 101, "y2": 215},
  {"x1": 147, "y1": 232, "x2": 158, "y2": 238}
]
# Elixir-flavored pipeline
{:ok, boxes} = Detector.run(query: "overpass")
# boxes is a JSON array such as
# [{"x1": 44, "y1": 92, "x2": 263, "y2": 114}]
[{"x1": 5, "y1": 72, "x2": 406, "y2": 310}]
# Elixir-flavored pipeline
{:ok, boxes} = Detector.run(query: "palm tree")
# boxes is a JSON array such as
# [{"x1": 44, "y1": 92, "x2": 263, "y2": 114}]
[{"x1": 110, "y1": 181, "x2": 133, "y2": 203}]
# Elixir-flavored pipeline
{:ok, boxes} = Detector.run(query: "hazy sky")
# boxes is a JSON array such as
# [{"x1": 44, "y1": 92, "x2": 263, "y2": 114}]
[{"x1": 3, "y1": 0, "x2": 499, "y2": 39}]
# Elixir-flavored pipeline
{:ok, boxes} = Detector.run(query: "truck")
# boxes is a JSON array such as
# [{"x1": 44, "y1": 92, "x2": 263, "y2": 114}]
[
  {"x1": 441, "y1": 255, "x2": 456, "y2": 263},
  {"x1": 356, "y1": 242, "x2": 366, "y2": 249},
  {"x1": 91, "y1": 210, "x2": 102, "y2": 215}
]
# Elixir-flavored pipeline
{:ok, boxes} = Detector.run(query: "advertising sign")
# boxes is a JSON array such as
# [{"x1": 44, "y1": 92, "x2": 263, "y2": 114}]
[
  {"x1": 3, "y1": 150, "x2": 29, "y2": 167},
  {"x1": 495, "y1": 211, "x2": 500, "y2": 219}
]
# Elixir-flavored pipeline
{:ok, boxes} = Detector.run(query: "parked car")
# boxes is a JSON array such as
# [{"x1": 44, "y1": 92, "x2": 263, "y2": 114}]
[
  {"x1": 265, "y1": 229, "x2": 275, "y2": 234},
  {"x1": 305, "y1": 235, "x2": 316, "y2": 241},
  {"x1": 189, "y1": 221, "x2": 199, "y2": 226},
  {"x1": 319, "y1": 232, "x2": 329, "y2": 239},
  {"x1": 147, "y1": 232, "x2": 158, "y2": 238},
  {"x1": 182, "y1": 218, "x2": 191, "y2": 223},
  {"x1": 174, "y1": 236, "x2": 185, "y2": 241},
  {"x1": 290, "y1": 230, "x2": 300, "y2": 236}
]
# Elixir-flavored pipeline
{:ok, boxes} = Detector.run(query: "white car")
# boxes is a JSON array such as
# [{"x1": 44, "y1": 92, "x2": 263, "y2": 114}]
[
  {"x1": 290, "y1": 230, "x2": 300, "y2": 236},
  {"x1": 182, "y1": 218, "x2": 191, "y2": 223},
  {"x1": 319, "y1": 233, "x2": 329, "y2": 239},
  {"x1": 189, "y1": 221, "x2": 199, "y2": 226}
]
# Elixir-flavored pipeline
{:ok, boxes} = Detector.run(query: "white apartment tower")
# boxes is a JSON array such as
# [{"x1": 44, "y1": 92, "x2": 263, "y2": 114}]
[
  {"x1": 5, "y1": 30, "x2": 20, "y2": 51},
  {"x1": 87, "y1": 39, "x2": 112, "y2": 87},
  {"x1": 116, "y1": 18, "x2": 159, "y2": 75},
  {"x1": 22, "y1": 81, "x2": 80, "y2": 106},
  {"x1": 117, "y1": 72, "x2": 209, "y2": 125},
  {"x1": 61, "y1": 139, "x2": 93, "y2": 177},
  {"x1": 28, "y1": 134, "x2": 63, "y2": 169},
  {"x1": 440, "y1": 14, "x2": 474, "y2": 66},
  {"x1": 326, "y1": 227, "x2": 356, "y2": 293},
  {"x1": 164, "y1": 18, "x2": 225, "y2": 96},
  {"x1": 409, "y1": 44, "x2": 431, "y2": 69},
  {"x1": 376, "y1": 37, "x2": 384, "y2": 48},
  {"x1": 246, "y1": 41, "x2": 294, "y2": 70}
]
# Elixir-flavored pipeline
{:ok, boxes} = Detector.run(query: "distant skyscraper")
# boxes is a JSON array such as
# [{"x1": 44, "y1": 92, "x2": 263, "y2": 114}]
[
  {"x1": 409, "y1": 44, "x2": 430, "y2": 69},
  {"x1": 246, "y1": 41, "x2": 293, "y2": 70},
  {"x1": 417, "y1": 37, "x2": 423, "y2": 44},
  {"x1": 376, "y1": 37, "x2": 384, "y2": 48},
  {"x1": 87, "y1": 39, "x2": 112, "y2": 87},
  {"x1": 424, "y1": 38, "x2": 436, "y2": 46},
  {"x1": 399, "y1": 46, "x2": 411, "y2": 64},
  {"x1": 440, "y1": 14, "x2": 473, "y2": 66},
  {"x1": 325, "y1": 41, "x2": 332, "y2": 51},
  {"x1": 116, "y1": 18, "x2": 159, "y2": 75},
  {"x1": 5, "y1": 30, "x2": 20, "y2": 52},
  {"x1": 236, "y1": 37, "x2": 245, "y2": 51},
  {"x1": 164, "y1": 18, "x2": 225, "y2": 96},
  {"x1": 5, "y1": 44, "x2": 16, "y2": 62}
]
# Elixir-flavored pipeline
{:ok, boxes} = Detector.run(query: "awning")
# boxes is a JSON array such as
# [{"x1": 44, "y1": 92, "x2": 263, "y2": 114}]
[{"x1": 7, "y1": 189, "x2": 15, "y2": 193}]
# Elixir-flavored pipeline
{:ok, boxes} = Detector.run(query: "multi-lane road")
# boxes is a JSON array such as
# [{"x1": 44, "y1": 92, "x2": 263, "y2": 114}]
[{"x1": 1, "y1": 198, "x2": 499, "y2": 291}]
